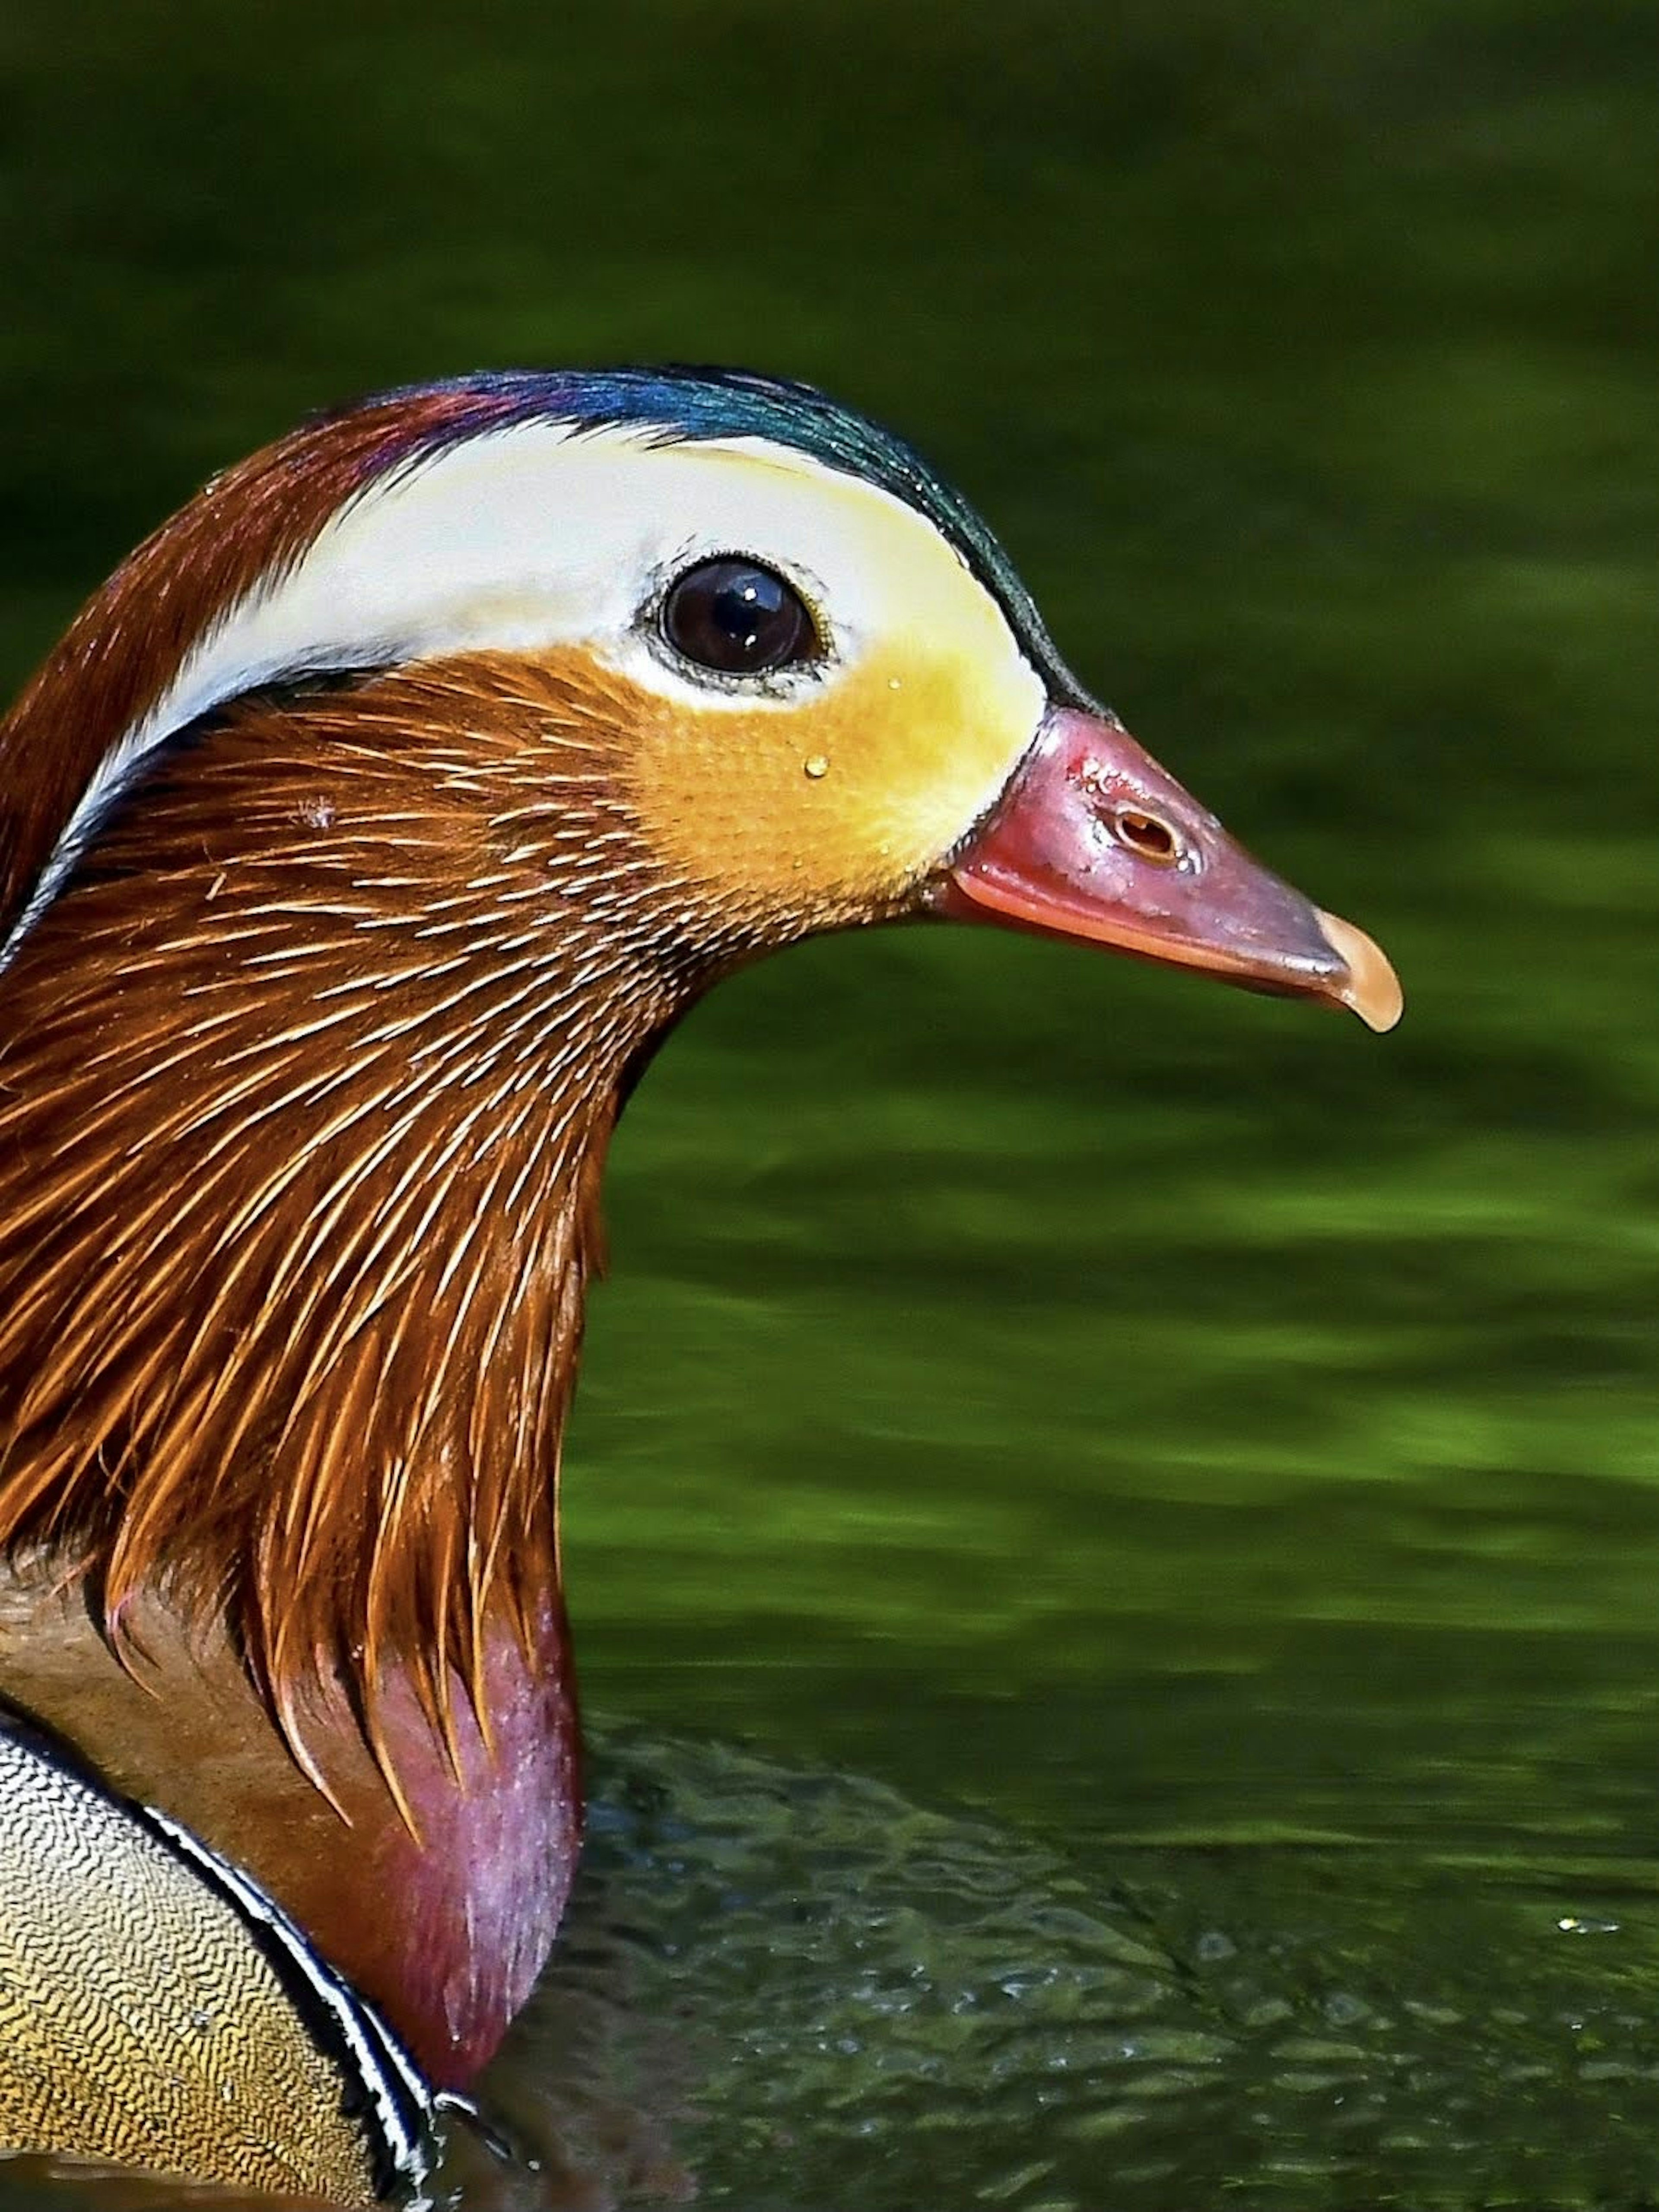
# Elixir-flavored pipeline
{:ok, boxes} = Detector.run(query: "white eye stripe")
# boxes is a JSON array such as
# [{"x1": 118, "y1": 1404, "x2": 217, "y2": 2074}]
[
  {"x1": 3, "y1": 419, "x2": 1044, "y2": 962},
  {"x1": 171, "y1": 429, "x2": 916, "y2": 726}
]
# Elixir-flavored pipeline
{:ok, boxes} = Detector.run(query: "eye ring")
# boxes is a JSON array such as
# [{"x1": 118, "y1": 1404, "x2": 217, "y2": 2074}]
[{"x1": 660, "y1": 556, "x2": 820, "y2": 678}]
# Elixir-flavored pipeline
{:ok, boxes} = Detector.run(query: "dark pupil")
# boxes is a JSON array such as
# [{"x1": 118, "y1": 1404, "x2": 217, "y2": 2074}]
[{"x1": 664, "y1": 558, "x2": 812, "y2": 674}]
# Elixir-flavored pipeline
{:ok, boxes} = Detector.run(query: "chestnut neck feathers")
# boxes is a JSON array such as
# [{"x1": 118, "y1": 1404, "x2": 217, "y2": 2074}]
[{"x1": 0, "y1": 649, "x2": 749, "y2": 1771}]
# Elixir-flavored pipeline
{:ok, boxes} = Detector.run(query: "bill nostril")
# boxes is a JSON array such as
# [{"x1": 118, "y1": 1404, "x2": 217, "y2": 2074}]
[
  {"x1": 1110, "y1": 806, "x2": 1182, "y2": 866},
  {"x1": 1075, "y1": 758, "x2": 1187, "y2": 868}
]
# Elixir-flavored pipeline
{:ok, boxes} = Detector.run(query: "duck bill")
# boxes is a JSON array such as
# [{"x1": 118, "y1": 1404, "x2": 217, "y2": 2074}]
[{"x1": 934, "y1": 706, "x2": 1402, "y2": 1033}]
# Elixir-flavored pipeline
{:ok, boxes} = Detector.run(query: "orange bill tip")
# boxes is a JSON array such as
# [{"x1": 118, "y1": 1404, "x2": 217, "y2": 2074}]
[{"x1": 1311, "y1": 908, "x2": 1404, "y2": 1034}]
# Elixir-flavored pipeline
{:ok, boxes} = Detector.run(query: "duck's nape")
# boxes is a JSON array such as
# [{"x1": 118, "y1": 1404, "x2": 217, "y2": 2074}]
[{"x1": 0, "y1": 367, "x2": 1400, "y2": 2190}]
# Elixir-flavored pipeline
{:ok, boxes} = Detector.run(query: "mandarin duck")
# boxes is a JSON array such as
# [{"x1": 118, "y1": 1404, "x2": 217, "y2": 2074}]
[{"x1": 0, "y1": 369, "x2": 1402, "y2": 2200}]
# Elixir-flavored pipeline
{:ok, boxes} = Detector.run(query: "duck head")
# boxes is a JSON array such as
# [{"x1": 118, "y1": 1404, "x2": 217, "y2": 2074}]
[
  {"x1": 0, "y1": 370, "x2": 1400, "y2": 2088},
  {"x1": 0, "y1": 368, "x2": 1402, "y2": 1018}
]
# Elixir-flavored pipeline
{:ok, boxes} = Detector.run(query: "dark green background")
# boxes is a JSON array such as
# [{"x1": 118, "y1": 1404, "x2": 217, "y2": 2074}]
[{"x1": 1, "y1": 3, "x2": 1656, "y2": 2206}]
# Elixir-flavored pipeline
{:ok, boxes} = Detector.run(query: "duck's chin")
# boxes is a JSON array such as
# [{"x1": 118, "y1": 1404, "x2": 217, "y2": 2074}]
[{"x1": 931, "y1": 704, "x2": 1402, "y2": 1033}]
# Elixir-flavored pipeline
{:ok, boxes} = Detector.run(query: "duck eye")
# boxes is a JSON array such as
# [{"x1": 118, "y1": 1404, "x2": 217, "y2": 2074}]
[{"x1": 661, "y1": 558, "x2": 817, "y2": 676}]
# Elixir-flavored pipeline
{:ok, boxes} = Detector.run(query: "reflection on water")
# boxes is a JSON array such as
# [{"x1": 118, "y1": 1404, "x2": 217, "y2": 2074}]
[
  {"x1": 0, "y1": 0, "x2": 1654, "y2": 2203},
  {"x1": 488, "y1": 1732, "x2": 1659, "y2": 2212}
]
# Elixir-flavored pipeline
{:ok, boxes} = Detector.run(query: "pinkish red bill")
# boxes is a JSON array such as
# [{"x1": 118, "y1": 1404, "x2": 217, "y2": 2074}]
[{"x1": 935, "y1": 706, "x2": 1403, "y2": 1033}]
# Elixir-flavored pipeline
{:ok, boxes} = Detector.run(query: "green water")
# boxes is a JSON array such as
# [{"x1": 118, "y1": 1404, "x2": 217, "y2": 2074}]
[{"x1": 0, "y1": 0, "x2": 1655, "y2": 2204}]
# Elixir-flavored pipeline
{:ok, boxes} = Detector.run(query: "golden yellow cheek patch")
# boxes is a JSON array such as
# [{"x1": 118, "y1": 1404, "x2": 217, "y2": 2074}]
[
  {"x1": 619, "y1": 635, "x2": 1042, "y2": 920},
  {"x1": 552, "y1": 433, "x2": 1054, "y2": 920}
]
